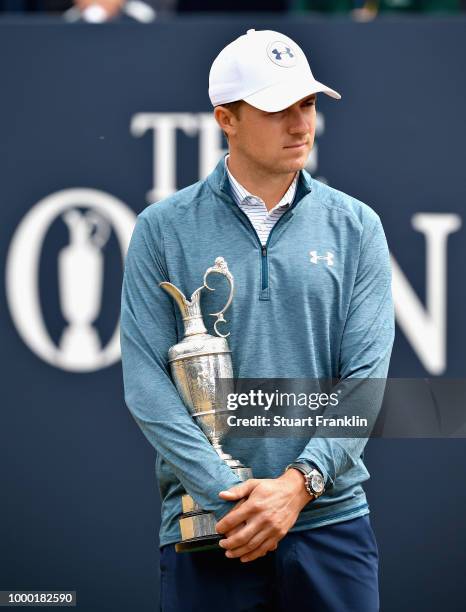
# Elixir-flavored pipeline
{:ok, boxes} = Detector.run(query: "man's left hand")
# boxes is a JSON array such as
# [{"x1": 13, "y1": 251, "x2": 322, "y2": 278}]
[{"x1": 215, "y1": 469, "x2": 313, "y2": 562}]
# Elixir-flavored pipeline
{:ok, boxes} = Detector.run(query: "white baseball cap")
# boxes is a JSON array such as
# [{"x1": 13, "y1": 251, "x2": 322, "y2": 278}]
[{"x1": 209, "y1": 29, "x2": 341, "y2": 113}]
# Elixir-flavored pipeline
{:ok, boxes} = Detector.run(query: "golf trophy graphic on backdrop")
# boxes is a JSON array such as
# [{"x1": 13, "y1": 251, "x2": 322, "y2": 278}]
[
  {"x1": 160, "y1": 257, "x2": 252, "y2": 552},
  {"x1": 58, "y1": 209, "x2": 111, "y2": 369}
]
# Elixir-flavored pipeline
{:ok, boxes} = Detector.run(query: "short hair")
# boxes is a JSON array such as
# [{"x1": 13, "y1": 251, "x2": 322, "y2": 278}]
[{"x1": 221, "y1": 100, "x2": 244, "y2": 117}]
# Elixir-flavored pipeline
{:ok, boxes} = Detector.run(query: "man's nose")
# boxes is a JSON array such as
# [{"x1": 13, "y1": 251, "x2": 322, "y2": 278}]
[{"x1": 288, "y1": 109, "x2": 311, "y2": 134}]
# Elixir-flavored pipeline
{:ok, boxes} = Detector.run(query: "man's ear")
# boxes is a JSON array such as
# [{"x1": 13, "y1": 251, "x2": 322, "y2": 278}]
[{"x1": 214, "y1": 106, "x2": 236, "y2": 140}]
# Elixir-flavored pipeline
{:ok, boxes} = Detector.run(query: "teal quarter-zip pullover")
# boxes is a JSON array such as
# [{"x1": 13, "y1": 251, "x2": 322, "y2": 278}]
[{"x1": 120, "y1": 154, "x2": 395, "y2": 547}]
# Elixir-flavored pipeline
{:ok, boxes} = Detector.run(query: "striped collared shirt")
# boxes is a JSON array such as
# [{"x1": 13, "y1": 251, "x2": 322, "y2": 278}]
[{"x1": 224, "y1": 154, "x2": 298, "y2": 246}]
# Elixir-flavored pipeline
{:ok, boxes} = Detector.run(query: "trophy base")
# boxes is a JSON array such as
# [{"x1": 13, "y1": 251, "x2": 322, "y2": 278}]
[
  {"x1": 177, "y1": 510, "x2": 220, "y2": 553},
  {"x1": 176, "y1": 465, "x2": 253, "y2": 553},
  {"x1": 175, "y1": 534, "x2": 222, "y2": 553}
]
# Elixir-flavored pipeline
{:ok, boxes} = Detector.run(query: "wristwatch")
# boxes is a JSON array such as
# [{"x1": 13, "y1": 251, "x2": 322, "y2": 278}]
[{"x1": 285, "y1": 461, "x2": 325, "y2": 499}]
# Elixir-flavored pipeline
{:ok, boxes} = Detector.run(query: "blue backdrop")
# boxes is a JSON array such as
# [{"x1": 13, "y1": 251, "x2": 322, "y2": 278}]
[{"x1": 0, "y1": 16, "x2": 465, "y2": 611}]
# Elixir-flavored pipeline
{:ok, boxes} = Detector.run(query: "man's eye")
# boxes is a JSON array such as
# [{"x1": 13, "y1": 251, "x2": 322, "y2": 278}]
[{"x1": 305, "y1": 100, "x2": 315, "y2": 106}]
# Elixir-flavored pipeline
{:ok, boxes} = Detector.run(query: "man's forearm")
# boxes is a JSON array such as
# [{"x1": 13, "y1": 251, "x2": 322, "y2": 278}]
[{"x1": 121, "y1": 214, "x2": 243, "y2": 518}]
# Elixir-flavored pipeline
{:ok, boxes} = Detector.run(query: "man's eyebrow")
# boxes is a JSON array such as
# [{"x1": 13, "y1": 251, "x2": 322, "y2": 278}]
[{"x1": 303, "y1": 95, "x2": 317, "y2": 102}]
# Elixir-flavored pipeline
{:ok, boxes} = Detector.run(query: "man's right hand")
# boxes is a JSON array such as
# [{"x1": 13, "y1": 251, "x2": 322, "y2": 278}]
[{"x1": 216, "y1": 472, "x2": 312, "y2": 562}]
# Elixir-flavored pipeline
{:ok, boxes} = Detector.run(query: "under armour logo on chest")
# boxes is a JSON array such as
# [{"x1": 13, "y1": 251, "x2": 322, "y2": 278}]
[{"x1": 309, "y1": 251, "x2": 334, "y2": 266}]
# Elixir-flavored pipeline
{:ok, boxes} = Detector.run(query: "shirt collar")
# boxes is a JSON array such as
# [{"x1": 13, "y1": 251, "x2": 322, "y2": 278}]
[
  {"x1": 206, "y1": 154, "x2": 313, "y2": 210},
  {"x1": 224, "y1": 153, "x2": 298, "y2": 213}
]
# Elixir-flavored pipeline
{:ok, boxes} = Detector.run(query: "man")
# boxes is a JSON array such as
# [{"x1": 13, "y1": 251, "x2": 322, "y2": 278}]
[{"x1": 121, "y1": 28, "x2": 394, "y2": 611}]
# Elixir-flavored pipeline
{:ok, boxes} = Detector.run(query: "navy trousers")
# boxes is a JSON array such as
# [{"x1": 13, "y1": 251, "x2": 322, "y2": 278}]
[{"x1": 159, "y1": 515, "x2": 379, "y2": 612}]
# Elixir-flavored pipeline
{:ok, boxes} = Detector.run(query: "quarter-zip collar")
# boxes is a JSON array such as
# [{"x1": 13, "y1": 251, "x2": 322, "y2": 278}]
[
  {"x1": 224, "y1": 153, "x2": 299, "y2": 213},
  {"x1": 206, "y1": 153, "x2": 313, "y2": 302}
]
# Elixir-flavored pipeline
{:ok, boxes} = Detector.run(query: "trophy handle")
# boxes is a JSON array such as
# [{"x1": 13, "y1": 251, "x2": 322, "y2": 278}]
[
  {"x1": 203, "y1": 257, "x2": 234, "y2": 338},
  {"x1": 85, "y1": 211, "x2": 111, "y2": 249}
]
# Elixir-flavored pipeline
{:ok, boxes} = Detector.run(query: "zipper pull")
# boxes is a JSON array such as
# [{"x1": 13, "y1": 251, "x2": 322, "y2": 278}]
[{"x1": 262, "y1": 246, "x2": 267, "y2": 257}]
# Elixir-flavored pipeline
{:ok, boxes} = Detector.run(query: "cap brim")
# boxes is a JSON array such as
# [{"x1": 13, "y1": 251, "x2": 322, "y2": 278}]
[{"x1": 243, "y1": 77, "x2": 341, "y2": 112}]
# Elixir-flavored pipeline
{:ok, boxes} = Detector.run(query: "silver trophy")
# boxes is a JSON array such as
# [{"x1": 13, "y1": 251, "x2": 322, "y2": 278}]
[{"x1": 160, "y1": 257, "x2": 252, "y2": 553}]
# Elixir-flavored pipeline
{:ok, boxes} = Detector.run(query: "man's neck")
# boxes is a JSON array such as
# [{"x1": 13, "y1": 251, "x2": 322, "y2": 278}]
[{"x1": 226, "y1": 153, "x2": 297, "y2": 212}]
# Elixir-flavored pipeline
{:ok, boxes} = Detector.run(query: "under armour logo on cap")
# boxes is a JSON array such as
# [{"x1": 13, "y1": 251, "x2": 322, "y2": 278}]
[
  {"x1": 267, "y1": 40, "x2": 297, "y2": 67},
  {"x1": 271, "y1": 46, "x2": 294, "y2": 61}
]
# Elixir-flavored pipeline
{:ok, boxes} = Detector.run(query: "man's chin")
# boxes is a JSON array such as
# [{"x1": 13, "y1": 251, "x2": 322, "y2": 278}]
[
  {"x1": 281, "y1": 151, "x2": 309, "y2": 168},
  {"x1": 259, "y1": 155, "x2": 307, "y2": 176},
  {"x1": 277, "y1": 159, "x2": 307, "y2": 175}
]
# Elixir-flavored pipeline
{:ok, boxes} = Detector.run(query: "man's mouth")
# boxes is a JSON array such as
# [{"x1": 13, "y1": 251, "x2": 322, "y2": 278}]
[{"x1": 284, "y1": 142, "x2": 307, "y2": 149}]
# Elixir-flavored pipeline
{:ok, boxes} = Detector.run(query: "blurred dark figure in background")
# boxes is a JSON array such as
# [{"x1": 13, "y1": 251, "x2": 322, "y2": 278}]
[
  {"x1": 0, "y1": 0, "x2": 118, "y2": 14},
  {"x1": 292, "y1": 0, "x2": 465, "y2": 14},
  {"x1": 177, "y1": 0, "x2": 288, "y2": 10},
  {"x1": 0, "y1": 0, "x2": 174, "y2": 15}
]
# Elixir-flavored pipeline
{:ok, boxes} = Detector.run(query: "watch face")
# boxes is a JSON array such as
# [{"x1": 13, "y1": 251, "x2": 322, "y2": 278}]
[{"x1": 311, "y1": 473, "x2": 324, "y2": 494}]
